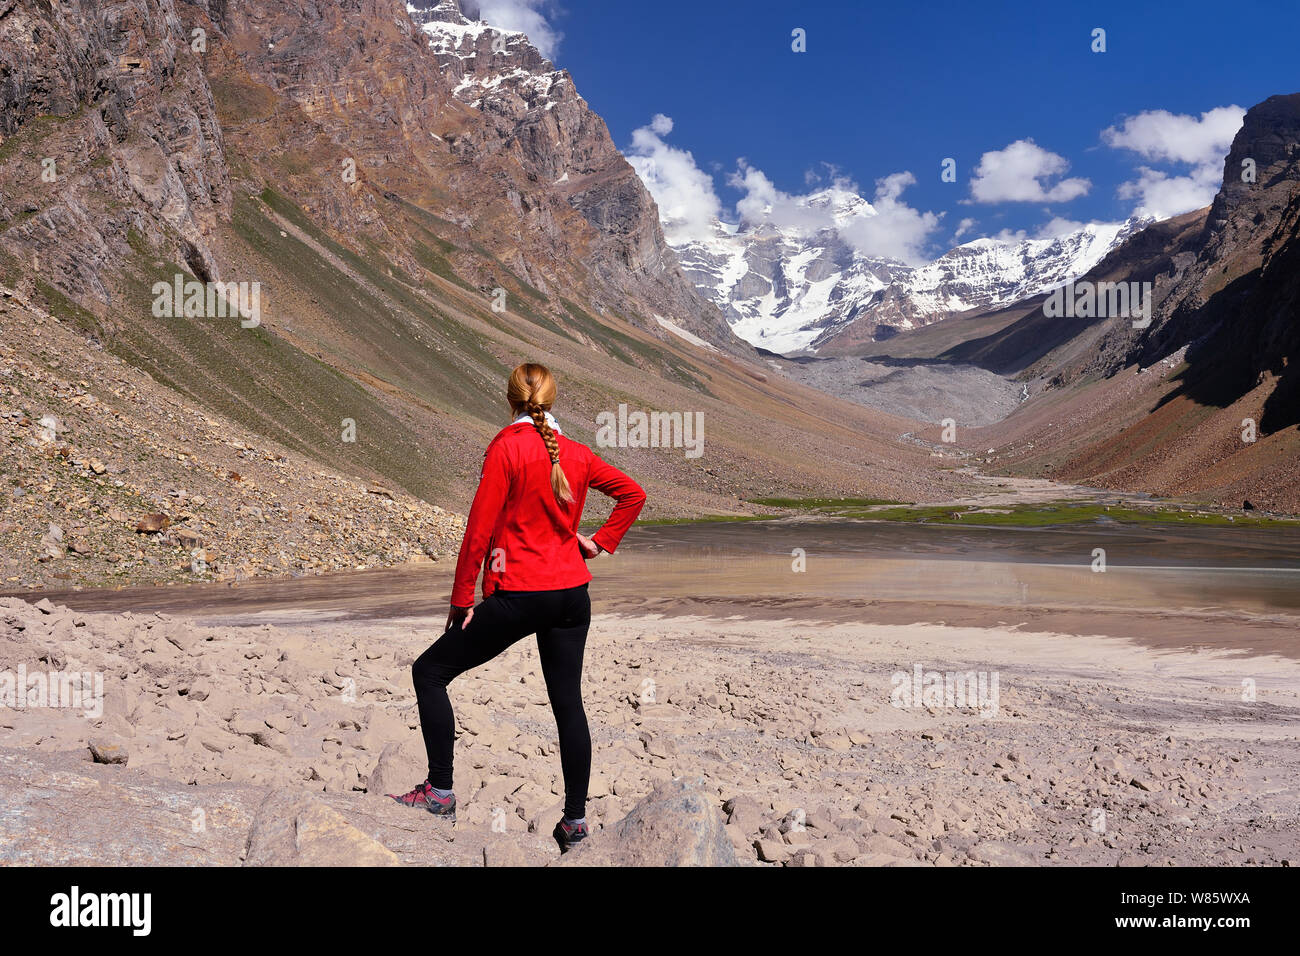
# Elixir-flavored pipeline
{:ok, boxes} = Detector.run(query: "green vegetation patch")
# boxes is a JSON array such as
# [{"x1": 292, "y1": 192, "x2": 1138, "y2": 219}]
[
  {"x1": 34, "y1": 279, "x2": 103, "y2": 338},
  {"x1": 846, "y1": 501, "x2": 1300, "y2": 527},
  {"x1": 625, "y1": 514, "x2": 773, "y2": 527},
  {"x1": 748, "y1": 496, "x2": 904, "y2": 509}
]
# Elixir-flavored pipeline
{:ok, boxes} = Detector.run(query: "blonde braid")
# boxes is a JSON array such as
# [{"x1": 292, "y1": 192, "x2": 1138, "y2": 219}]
[{"x1": 526, "y1": 400, "x2": 574, "y2": 505}]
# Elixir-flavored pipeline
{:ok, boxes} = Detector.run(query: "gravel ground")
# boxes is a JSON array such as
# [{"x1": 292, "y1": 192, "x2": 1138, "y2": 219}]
[
  {"x1": 3, "y1": 594, "x2": 1295, "y2": 866},
  {"x1": 772, "y1": 355, "x2": 1024, "y2": 426}
]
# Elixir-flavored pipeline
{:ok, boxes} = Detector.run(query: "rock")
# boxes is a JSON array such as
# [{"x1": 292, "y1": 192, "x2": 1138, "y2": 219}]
[
  {"x1": 558, "y1": 776, "x2": 738, "y2": 866},
  {"x1": 39, "y1": 524, "x2": 65, "y2": 560},
  {"x1": 228, "y1": 715, "x2": 282, "y2": 751},
  {"x1": 969, "y1": 840, "x2": 1039, "y2": 866},
  {"x1": 482, "y1": 834, "x2": 539, "y2": 867},
  {"x1": 244, "y1": 789, "x2": 400, "y2": 866},
  {"x1": 777, "y1": 808, "x2": 808, "y2": 834},
  {"x1": 872, "y1": 815, "x2": 907, "y2": 838},
  {"x1": 722, "y1": 794, "x2": 763, "y2": 833},
  {"x1": 163, "y1": 626, "x2": 198, "y2": 653},
  {"x1": 824, "y1": 836, "x2": 860, "y2": 863},
  {"x1": 726, "y1": 824, "x2": 755, "y2": 856},
  {"x1": 861, "y1": 832, "x2": 913, "y2": 859},
  {"x1": 0, "y1": 748, "x2": 256, "y2": 865},
  {"x1": 754, "y1": 838, "x2": 790, "y2": 863},
  {"x1": 173, "y1": 528, "x2": 204, "y2": 549},
  {"x1": 34, "y1": 598, "x2": 56, "y2": 615},
  {"x1": 135, "y1": 513, "x2": 171, "y2": 534},
  {"x1": 88, "y1": 736, "x2": 129, "y2": 765},
  {"x1": 365, "y1": 740, "x2": 424, "y2": 799}
]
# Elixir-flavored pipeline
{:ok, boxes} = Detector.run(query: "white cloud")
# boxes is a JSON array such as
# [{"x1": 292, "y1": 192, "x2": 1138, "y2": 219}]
[
  {"x1": 990, "y1": 217, "x2": 1087, "y2": 244},
  {"x1": 953, "y1": 217, "x2": 977, "y2": 241},
  {"x1": 628, "y1": 117, "x2": 940, "y2": 261},
  {"x1": 728, "y1": 162, "x2": 842, "y2": 234},
  {"x1": 626, "y1": 114, "x2": 723, "y2": 243},
  {"x1": 1115, "y1": 164, "x2": 1226, "y2": 220},
  {"x1": 1035, "y1": 216, "x2": 1086, "y2": 239},
  {"x1": 1102, "y1": 106, "x2": 1245, "y2": 166},
  {"x1": 838, "y1": 172, "x2": 942, "y2": 264},
  {"x1": 463, "y1": 0, "x2": 562, "y2": 60},
  {"x1": 726, "y1": 164, "x2": 940, "y2": 264},
  {"x1": 968, "y1": 139, "x2": 1091, "y2": 204},
  {"x1": 1102, "y1": 106, "x2": 1245, "y2": 219}
]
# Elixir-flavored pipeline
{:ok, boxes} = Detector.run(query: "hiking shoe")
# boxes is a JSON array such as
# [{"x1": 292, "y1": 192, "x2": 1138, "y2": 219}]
[
  {"x1": 388, "y1": 780, "x2": 456, "y2": 817},
  {"x1": 553, "y1": 818, "x2": 589, "y2": 854}
]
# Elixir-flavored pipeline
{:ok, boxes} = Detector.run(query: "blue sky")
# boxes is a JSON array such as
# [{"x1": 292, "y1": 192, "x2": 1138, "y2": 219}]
[{"x1": 472, "y1": 0, "x2": 1300, "y2": 261}]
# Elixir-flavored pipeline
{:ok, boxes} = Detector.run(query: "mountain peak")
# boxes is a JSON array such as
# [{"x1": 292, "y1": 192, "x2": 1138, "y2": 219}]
[{"x1": 674, "y1": 213, "x2": 1150, "y2": 354}]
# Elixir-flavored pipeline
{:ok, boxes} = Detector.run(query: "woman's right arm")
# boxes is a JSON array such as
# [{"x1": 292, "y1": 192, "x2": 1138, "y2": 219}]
[{"x1": 585, "y1": 453, "x2": 647, "y2": 555}]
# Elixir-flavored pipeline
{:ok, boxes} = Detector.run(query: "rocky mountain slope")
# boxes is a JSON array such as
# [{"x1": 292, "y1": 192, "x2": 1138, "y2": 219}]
[
  {"x1": 405, "y1": 0, "x2": 736, "y2": 350},
  {"x1": 917, "y1": 93, "x2": 1300, "y2": 512},
  {"x1": 0, "y1": 284, "x2": 466, "y2": 590},
  {"x1": 671, "y1": 182, "x2": 1145, "y2": 354},
  {"x1": 0, "y1": 0, "x2": 971, "y2": 591}
]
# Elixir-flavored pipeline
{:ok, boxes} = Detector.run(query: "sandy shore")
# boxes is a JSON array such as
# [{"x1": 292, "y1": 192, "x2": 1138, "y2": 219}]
[{"x1": 2, "y1": 592, "x2": 1296, "y2": 866}]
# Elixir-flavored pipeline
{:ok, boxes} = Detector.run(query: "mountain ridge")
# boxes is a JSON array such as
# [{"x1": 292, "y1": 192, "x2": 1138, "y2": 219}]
[
  {"x1": 672, "y1": 197, "x2": 1149, "y2": 354},
  {"x1": 925, "y1": 92, "x2": 1300, "y2": 511}
]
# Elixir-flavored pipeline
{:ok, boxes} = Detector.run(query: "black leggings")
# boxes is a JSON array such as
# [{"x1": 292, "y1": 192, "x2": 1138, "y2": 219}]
[{"x1": 412, "y1": 583, "x2": 592, "y2": 819}]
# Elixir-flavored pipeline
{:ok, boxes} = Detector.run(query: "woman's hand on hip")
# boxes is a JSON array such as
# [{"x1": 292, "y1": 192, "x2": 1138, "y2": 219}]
[
  {"x1": 446, "y1": 604, "x2": 473, "y2": 631},
  {"x1": 576, "y1": 533, "x2": 602, "y2": 560}
]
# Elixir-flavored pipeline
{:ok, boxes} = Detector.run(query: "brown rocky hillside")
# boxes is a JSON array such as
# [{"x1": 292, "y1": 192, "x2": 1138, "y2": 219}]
[
  {"x1": 908, "y1": 94, "x2": 1300, "y2": 513},
  {"x1": 0, "y1": 0, "x2": 969, "y2": 590}
]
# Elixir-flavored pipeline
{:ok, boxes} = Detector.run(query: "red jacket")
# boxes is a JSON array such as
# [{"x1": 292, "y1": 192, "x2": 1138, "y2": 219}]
[{"x1": 451, "y1": 421, "x2": 647, "y2": 607}]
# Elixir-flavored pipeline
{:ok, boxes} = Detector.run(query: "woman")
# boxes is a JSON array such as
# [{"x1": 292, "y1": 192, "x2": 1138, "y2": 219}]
[{"x1": 389, "y1": 363, "x2": 646, "y2": 854}]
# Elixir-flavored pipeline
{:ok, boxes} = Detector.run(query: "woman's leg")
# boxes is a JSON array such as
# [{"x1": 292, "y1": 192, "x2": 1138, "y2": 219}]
[
  {"x1": 536, "y1": 585, "x2": 592, "y2": 820},
  {"x1": 412, "y1": 593, "x2": 534, "y2": 789}
]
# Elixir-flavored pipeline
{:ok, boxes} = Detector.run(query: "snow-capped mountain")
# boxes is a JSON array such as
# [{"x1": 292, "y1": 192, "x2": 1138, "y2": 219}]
[
  {"x1": 412, "y1": 0, "x2": 1146, "y2": 358},
  {"x1": 672, "y1": 190, "x2": 1151, "y2": 354},
  {"x1": 408, "y1": 1, "x2": 570, "y2": 111}
]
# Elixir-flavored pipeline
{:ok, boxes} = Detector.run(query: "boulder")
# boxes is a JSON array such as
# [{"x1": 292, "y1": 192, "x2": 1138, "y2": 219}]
[
  {"x1": 135, "y1": 513, "x2": 171, "y2": 534},
  {"x1": 558, "y1": 776, "x2": 738, "y2": 867},
  {"x1": 365, "y1": 739, "x2": 425, "y2": 799},
  {"x1": 244, "y1": 788, "x2": 400, "y2": 866},
  {"x1": 87, "y1": 736, "x2": 129, "y2": 765}
]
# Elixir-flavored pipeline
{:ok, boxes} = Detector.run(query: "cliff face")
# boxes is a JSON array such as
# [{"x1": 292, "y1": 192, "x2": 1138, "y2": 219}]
[
  {"x1": 950, "y1": 93, "x2": 1300, "y2": 511},
  {"x1": 1137, "y1": 93, "x2": 1300, "y2": 433},
  {"x1": 1, "y1": 0, "x2": 956, "y2": 578},
  {"x1": 407, "y1": 0, "x2": 733, "y2": 347},
  {"x1": 0, "y1": 0, "x2": 736, "y2": 349},
  {"x1": 0, "y1": 0, "x2": 230, "y2": 311}
]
